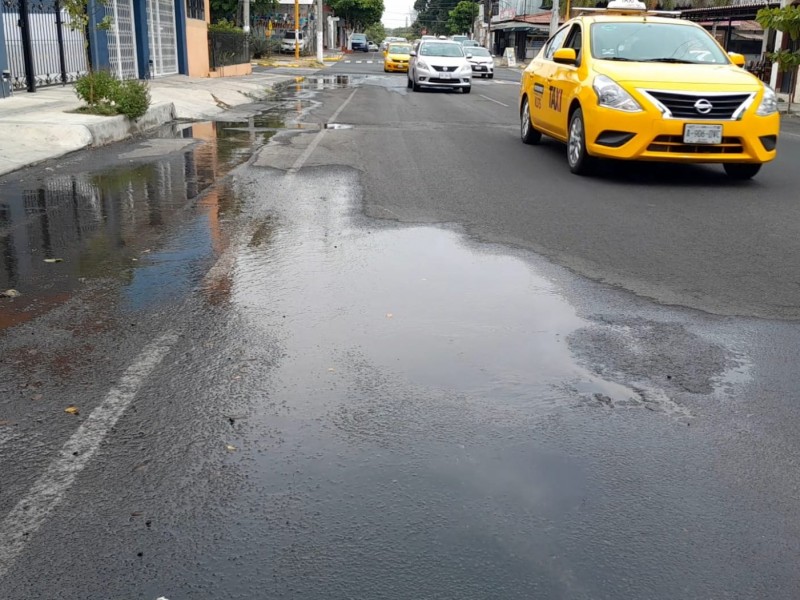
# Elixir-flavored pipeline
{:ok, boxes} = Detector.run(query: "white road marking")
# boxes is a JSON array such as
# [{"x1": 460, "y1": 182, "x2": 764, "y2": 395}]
[
  {"x1": 288, "y1": 88, "x2": 358, "y2": 175},
  {"x1": 782, "y1": 130, "x2": 800, "y2": 139},
  {"x1": 0, "y1": 332, "x2": 180, "y2": 580},
  {"x1": 344, "y1": 60, "x2": 352, "y2": 63},
  {"x1": 479, "y1": 94, "x2": 509, "y2": 107},
  {"x1": 355, "y1": 60, "x2": 362, "y2": 64},
  {"x1": 367, "y1": 60, "x2": 373, "y2": 64}
]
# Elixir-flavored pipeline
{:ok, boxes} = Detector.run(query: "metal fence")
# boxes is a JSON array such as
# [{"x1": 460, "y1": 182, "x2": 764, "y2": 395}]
[
  {"x1": 1, "y1": 0, "x2": 88, "y2": 92},
  {"x1": 208, "y1": 30, "x2": 249, "y2": 69}
]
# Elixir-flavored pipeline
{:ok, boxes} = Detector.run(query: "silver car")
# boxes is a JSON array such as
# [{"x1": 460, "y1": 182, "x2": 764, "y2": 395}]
[
  {"x1": 466, "y1": 46, "x2": 494, "y2": 79},
  {"x1": 408, "y1": 40, "x2": 473, "y2": 94}
]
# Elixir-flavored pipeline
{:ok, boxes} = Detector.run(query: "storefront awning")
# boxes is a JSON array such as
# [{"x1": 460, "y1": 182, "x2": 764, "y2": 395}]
[{"x1": 490, "y1": 21, "x2": 535, "y2": 32}]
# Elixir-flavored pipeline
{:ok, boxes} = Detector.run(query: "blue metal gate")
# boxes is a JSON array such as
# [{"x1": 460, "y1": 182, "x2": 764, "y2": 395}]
[{"x1": 1, "y1": 0, "x2": 88, "y2": 92}]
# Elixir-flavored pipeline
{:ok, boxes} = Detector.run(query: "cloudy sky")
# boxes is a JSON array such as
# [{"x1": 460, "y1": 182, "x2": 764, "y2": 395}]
[{"x1": 382, "y1": 0, "x2": 415, "y2": 28}]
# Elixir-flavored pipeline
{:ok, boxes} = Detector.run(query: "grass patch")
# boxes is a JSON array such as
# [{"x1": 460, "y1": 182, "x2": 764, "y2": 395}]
[{"x1": 72, "y1": 103, "x2": 119, "y2": 116}]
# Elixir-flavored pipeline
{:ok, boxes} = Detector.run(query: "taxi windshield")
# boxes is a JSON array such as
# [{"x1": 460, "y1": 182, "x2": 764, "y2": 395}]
[
  {"x1": 389, "y1": 45, "x2": 410, "y2": 54},
  {"x1": 590, "y1": 22, "x2": 729, "y2": 64}
]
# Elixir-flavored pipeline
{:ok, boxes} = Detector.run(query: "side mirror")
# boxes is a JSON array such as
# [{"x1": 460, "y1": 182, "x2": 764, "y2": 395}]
[
  {"x1": 466, "y1": 53, "x2": 473, "y2": 59},
  {"x1": 410, "y1": 51, "x2": 417, "y2": 57},
  {"x1": 728, "y1": 52, "x2": 746, "y2": 68},
  {"x1": 553, "y1": 47, "x2": 577, "y2": 65}
]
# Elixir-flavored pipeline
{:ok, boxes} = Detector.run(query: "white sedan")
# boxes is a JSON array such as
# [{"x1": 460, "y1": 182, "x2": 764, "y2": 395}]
[{"x1": 407, "y1": 40, "x2": 472, "y2": 94}]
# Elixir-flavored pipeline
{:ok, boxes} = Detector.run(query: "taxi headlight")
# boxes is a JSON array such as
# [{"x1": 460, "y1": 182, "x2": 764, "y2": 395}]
[
  {"x1": 593, "y1": 75, "x2": 642, "y2": 112},
  {"x1": 756, "y1": 85, "x2": 778, "y2": 116}
]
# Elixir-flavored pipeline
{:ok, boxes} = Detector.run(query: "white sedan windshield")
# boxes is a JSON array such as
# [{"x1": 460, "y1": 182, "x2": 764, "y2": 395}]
[{"x1": 420, "y1": 43, "x2": 464, "y2": 57}]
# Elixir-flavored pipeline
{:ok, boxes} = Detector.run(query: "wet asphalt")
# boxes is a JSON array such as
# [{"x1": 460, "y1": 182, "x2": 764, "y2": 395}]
[{"x1": 1, "y1": 60, "x2": 800, "y2": 599}]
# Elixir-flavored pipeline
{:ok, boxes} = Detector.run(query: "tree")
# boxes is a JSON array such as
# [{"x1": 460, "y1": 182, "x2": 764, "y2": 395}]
[
  {"x1": 61, "y1": 0, "x2": 111, "y2": 69},
  {"x1": 413, "y1": 0, "x2": 450, "y2": 35},
  {"x1": 210, "y1": 0, "x2": 278, "y2": 26},
  {"x1": 329, "y1": 0, "x2": 385, "y2": 32},
  {"x1": 757, "y1": 4, "x2": 800, "y2": 110},
  {"x1": 447, "y1": 0, "x2": 478, "y2": 35},
  {"x1": 365, "y1": 22, "x2": 386, "y2": 42}
]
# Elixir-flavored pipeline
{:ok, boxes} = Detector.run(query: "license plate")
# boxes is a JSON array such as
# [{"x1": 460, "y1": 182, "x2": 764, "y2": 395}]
[
  {"x1": 439, "y1": 72, "x2": 451, "y2": 80},
  {"x1": 474, "y1": 65, "x2": 484, "y2": 71},
  {"x1": 683, "y1": 124, "x2": 722, "y2": 145}
]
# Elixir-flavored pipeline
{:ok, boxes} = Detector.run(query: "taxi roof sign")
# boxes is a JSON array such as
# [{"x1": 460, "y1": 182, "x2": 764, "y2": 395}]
[{"x1": 606, "y1": 0, "x2": 647, "y2": 9}]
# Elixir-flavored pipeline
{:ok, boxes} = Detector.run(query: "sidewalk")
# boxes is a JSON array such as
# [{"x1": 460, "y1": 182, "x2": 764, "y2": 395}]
[{"x1": 0, "y1": 72, "x2": 296, "y2": 177}]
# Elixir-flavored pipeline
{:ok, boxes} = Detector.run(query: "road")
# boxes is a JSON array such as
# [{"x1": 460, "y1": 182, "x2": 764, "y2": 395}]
[{"x1": 1, "y1": 57, "x2": 800, "y2": 599}]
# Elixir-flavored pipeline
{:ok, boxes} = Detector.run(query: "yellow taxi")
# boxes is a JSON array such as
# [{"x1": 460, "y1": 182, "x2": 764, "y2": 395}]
[
  {"x1": 519, "y1": 0, "x2": 780, "y2": 179},
  {"x1": 384, "y1": 43, "x2": 413, "y2": 73}
]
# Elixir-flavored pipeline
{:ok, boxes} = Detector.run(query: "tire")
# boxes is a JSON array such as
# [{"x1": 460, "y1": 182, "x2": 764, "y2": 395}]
[
  {"x1": 723, "y1": 163, "x2": 761, "y2": 180},
  {"x1": 488, "y1": 73, "x2": 494, "y2": 79},
  {"x1": 567, "y1": 107, "x2": 595, "y2": 175},
  {"x1": 520, "y1": 96, "x2": 542, "y2": 145},
  {"x1": 462, "y1": 85, "x2": 471, "y2": 94},
  {"x1": 407, "y1": 76, "x2": 412, "y2": 89},
  {"x1": 412, "y1": 78, "x2": 421, "y2": 92}
]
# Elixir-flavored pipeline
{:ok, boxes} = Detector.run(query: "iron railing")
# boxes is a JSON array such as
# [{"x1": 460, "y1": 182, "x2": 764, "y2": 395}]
[{"x1": 208, "y1": 30, "x2": 249, "y2": 70}]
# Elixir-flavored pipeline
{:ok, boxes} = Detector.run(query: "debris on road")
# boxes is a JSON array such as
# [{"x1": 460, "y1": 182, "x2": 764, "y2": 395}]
[
  {"x1": 64, "y1": 405, "x2": 79, "y2": 415},
  {"x1": 2, "y1": 289, "x2": 20, "y2": 298},
  {"x1": 43, "y1": 258, "x2": 63, "y2": 263},
  {"x1": 226, "y1": 443, "x2": 237, "y2": 452}
]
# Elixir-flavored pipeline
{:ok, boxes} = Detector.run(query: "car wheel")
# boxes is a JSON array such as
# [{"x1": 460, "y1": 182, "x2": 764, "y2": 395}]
[
  {"x1": 567, "y1": 107, "x2": 594, "y2": 175},
  {"x1": 412, "y1": 77, "x2": 421, "y2": 92},
  {"x1": 488, "y1": 73, "x2": 494, "y2": 79},
  {"x1": 723, "y1": 163, "x2": 761, "y2": 180},
  {"x1": 520, "y1": 96, "x2": 542, "y2": 145},
  {"x1": 462, "y1": 85, "x2": 471, "y2": 94},
  {"x1": 407, "y1": 75, "x2": 412, "y2": 89}
]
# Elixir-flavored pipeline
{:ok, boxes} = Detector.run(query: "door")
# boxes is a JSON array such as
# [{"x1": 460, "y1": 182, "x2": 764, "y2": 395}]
[
  {"x1": 106, "y1": 0, "x2": 138, "y2": 79},
  {"x1": 147, "y1": 0, "x2": 178, "y2": 77},
  {"x1": 547, "y1": 24, "x2": 584, "y2": 138},
  {"x1": 528, "y1": 25, "x2": 569, "y2": 134}
]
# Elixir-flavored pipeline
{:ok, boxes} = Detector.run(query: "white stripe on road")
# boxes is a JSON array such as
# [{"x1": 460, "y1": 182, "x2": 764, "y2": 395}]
[
  {"x1": 782, "y1": 130, "x2": 800, "y2": 139},
  {"x1": 344, "y1": 60, "x2": 351, "y2": 63},
  {"x1": 367, "y1": 60, "x2": 373, "y2": 64},
  {"x1": 479, "y1": 94, "x2": 509, "y2": 107},
  {"x1": 0, "y1": 331, "x2": 180, "y2": 580},
  {"x1": 288, "y1": 88, "x2": 358, "y2": 174}
]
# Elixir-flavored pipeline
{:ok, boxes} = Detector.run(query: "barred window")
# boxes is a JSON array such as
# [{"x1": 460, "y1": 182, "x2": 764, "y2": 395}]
[{"x1": 187, "y1": 0, "x2": 205, "y2": 20}]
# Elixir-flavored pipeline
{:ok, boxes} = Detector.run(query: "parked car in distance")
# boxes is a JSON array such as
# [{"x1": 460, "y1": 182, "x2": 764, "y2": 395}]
[
  {"x1": 281, "y1": 31, "x2": 307, "y2": 53},
  {"x1": 467, "y1": 46, "x2": 494, "y2": 78},
  {"x1": 461, "y1": 40, "x2": 480, "y2": 48},
  {"x1": 368, "y1": 41, "x2": 379, "y2": 52},
  {"x1": 351, "y1": 33, "x2": 369, "y2": 52},
  {"x1": 451, "y1": 35, "x2": 469, "y2": 44},
  {"x1": 408, "y1": 40, "x2": 472, "y2": 93}
]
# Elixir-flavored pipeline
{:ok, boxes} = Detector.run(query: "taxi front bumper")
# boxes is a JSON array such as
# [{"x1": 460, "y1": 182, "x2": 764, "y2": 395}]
[
  {"x1": 584, "y1": 107, "x2": 780, "y2": 164},
  {"x1": 385, "y1": 60, "x2": 409, "y2": 72}
]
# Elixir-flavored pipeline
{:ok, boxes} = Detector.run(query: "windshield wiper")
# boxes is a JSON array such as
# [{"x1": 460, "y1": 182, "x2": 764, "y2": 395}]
[
  {"x1": 643, "y1": 58, "x2": 695, "y2": 64},
  {"x1": 602, "y1": 56, "x2": 636, "y2": 61}
]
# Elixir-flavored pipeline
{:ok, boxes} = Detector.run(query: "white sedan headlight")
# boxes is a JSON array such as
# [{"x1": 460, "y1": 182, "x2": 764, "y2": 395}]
[
  {"x1": 593, "y1": 74, "x2": 643, "y2": 112},
  {"x1": 416, "y1": 60, "x2": 430, "y2": 71},
  {"x1": 756, "y1": 85, "x2": 778, "y2": 116}
]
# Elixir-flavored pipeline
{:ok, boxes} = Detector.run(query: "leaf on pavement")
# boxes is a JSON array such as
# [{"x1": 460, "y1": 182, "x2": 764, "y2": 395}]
[
  {"x1": 43, "y1": 258, "x2": 63, "y2": 263},
  {"x1": 2, "y1": 289, "x2": 20, "y2": 298},
  {"x1": 64, "y1": 405, "x2": 79, "y2": 415},
  {"x1": 226, "y1": 443, "x2": 237, "y2": 452}
]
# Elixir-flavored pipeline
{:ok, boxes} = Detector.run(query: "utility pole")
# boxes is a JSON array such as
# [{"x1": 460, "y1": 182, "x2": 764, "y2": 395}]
[
  {"x1": 317, "y1": 0, "x2": 324, "y2": 62},
  {"x1": 295, "y1": 0, "x2": 300, "y2": 60},
  {"x1": 243, "y1": 0, "x2": 250, "y2": 33}
]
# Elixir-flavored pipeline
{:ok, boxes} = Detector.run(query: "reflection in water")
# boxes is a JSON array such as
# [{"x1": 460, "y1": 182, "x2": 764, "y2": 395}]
[{"x1": 0, "y1": 121, "x2": 263, "y2": 330}]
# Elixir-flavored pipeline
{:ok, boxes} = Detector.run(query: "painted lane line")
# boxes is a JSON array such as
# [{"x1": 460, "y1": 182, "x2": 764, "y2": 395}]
[
  {"x1": 782, "y1": 130, "x2": 800, "y2": 139},
  {"x1": 0, "y1": 331, "x2": 180, "y2": 580},
  {"x1": 288, "y1": 88, "x2": 358, "y2": 174},
  {"x1": 479, "y1": 94, "x2": 509, "y2": 107},
  {"x1": 367, "y1": 60, "x2": 373, "y2": 64}
]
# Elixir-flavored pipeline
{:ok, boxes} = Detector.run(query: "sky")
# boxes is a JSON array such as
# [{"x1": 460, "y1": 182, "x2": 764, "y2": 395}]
[{"x1": 382, "y1": 0, "x2": 416, "y2": 28}]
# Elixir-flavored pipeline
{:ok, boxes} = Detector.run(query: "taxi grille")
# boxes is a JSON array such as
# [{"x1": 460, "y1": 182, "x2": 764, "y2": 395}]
[
  {"x1": 647, "y1": 135, "x2": 744, "y2": 154},
  {"x1": 645, "y1": 91, "x2": 751, "y2": 120}
]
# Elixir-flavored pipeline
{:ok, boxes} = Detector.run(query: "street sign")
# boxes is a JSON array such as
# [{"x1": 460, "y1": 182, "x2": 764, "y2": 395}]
[{"x1": 503, "y1": 47, "x2": 516, "y2": 67}]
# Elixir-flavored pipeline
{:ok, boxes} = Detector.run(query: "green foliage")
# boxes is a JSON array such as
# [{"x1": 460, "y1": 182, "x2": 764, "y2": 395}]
[
  {"x1": 365, "y1": 22, "x2": 386, "y2": 42},
  {"x1": 74, "y1": 72, "x2": 150, "y2": 120},
  {"x1": 447, "y1": 0, "x2": 478, "y2": 35},
  {"x1": 250, "y1": 35, "x2": 281, "y2": 58},
  {"x1": 757, "y1": 5, "x2": 800, "y2": 41},
  {"x1": 209, "y1": 18, "x2": 243, "y2": 32},
  {"x1": 75, "y1": 70, "x2": 118, "y2": 106},
  {"x1": 114, "y1": 79, "x2": 150, "y2": 120},
  {"x1": 211, "y1": 0, "x2": 278, "y2": 25},
  {"x1": 329, "y1": 0, "x2": 384, "y2": 31},
  {"x1": 413, "y1": 0, "x2": 449, "y2": 35}
]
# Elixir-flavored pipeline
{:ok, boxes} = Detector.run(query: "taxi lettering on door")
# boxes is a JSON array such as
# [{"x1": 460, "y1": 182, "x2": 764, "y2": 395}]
[{"x1": 548, "y1": 86, "x2": 563, "y2": 112}]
